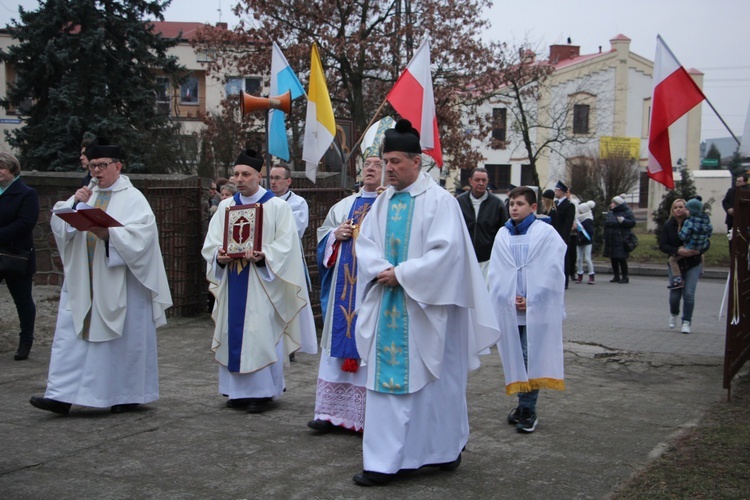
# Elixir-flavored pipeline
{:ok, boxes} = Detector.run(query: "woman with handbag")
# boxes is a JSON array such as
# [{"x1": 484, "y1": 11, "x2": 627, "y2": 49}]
[
  {"x1": 0, "y1": 152, "x2": 39, "y2": 360},
  {"x1": 603, "y1": 195, "x2": 636, "y2": 284}
]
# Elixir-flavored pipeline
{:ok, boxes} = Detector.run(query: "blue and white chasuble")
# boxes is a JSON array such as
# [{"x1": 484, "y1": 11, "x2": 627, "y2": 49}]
[
  {"x1": 226, "y1": 190, "x2": 276, "y2": 372},
  {"x1": 317, "y1": 195, "x2": 375, "y2": 360}
]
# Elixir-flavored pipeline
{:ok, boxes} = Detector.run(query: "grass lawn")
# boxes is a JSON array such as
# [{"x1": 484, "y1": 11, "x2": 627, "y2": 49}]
[{"x1": 612, "y1": 373, "x2": 750, "y2": 498}]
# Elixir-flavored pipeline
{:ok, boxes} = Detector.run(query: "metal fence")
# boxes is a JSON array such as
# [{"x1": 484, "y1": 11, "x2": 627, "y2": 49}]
[{"x1": 139, "y1": 179, "x2": 207, "y2": 318}]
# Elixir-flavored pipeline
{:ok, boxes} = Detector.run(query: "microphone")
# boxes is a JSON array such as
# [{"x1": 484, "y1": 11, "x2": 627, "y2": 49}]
[
  {"x1": 86, "y1": 176, "x2": 99, "y2": 192},
  {"x1": 73, "y1": 177, "x2": 99, "y2": 208}
]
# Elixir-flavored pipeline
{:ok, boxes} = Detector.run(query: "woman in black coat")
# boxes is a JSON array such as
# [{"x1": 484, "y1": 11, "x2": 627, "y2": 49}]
[
  {"x1": 602, "y1": 195, "x2": 636, "y2": 283},
  {"x1": 658, "y1": 198, "x2": 704, "y2": 334},
  {"x1": 0, "y1": 152, "x2": 40, "y2": 360}
]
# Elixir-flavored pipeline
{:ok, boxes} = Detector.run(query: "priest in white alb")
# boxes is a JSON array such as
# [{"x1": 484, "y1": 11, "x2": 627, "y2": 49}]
[
  {"x1": 202, "y1": 149, "x2": 317, "y2": 414},
  {"x1": 30, "y1": 142, "x2": 172, "y2": 416},
  {"x1": 352, "y1": 120, "x2": 501, "y2": 486},
  {"x1": 307, "y1": 149, "x2": 383, "y2": 434}
]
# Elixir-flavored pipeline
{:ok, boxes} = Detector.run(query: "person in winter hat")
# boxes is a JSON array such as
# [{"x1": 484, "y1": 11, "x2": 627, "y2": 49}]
[
  {"x1": 602, "y1": 195, "x2": 636, "y2": 283},
  {"x1": 668, "y1": 197, "x2": 712, "y2": 289},
  {"x1": 575, "y1": 200, "x2": 596, "y2": 284}
]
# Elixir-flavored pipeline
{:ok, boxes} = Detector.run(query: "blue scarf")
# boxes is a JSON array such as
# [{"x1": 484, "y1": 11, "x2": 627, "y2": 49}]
[{"x1": 504, "y1": 213, "x2": 536, "y2": 235}]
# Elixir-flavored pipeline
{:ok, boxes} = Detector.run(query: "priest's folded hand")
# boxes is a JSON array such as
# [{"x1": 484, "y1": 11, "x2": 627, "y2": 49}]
[{"x1": 376, "y1": 267, "x2": 399, "y2": 287}]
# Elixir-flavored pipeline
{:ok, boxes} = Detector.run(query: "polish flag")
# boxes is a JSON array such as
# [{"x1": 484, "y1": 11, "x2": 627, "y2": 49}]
[
  {"x1": 648, "y1": 35, "x2": 706, "y2": 189},
  {"x1": 387, "y1": 40, "x2": 443, "y2": 167}
]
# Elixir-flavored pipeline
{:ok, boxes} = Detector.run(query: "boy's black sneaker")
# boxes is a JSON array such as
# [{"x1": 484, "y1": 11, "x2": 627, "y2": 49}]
[
  {"x1": 515, "y1": 408, "x2": 538, "y2": 433},
  {"x1": 506, "y1": 407, "x2": 522, "y2": 425}
]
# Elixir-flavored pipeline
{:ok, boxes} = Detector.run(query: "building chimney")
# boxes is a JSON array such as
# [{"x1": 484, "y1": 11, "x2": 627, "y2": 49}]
[
  {"x1": 549, "y1": 43, "x2": 580, "y2": 63},
  {"x1": 519, "y1": 48, "x2": 535, "y2": 63}
]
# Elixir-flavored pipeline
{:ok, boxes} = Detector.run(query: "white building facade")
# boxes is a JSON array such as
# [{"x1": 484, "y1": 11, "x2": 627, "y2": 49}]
[{"x1": 464, "y1": 35, "x2": 703, "y2": 206}]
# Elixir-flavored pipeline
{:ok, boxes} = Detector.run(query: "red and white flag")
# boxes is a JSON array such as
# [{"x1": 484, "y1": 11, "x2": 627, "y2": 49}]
[
  {"x1": 648, "y1": 35, "x2": 706, "y2": 189},
  {"x1": 387, "y1": 40, "x2": 443, "y2": 167}
]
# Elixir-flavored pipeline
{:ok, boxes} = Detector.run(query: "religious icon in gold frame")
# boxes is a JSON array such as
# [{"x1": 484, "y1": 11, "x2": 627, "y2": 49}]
[{"x1": 223, "y1": 203, "x2": 263, "y2": 258}]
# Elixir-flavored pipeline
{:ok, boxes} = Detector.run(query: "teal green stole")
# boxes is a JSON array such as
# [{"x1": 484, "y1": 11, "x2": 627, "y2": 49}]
[{"x1": 374, "y1": 192, "x2": 414, "y2": 394}]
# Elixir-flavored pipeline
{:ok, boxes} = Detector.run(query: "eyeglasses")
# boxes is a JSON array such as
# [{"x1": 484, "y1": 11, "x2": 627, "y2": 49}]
[
  {"x1": 89, "y1": 161, "x2": 116, "y2": 171},
  {"x1": 269, "y1": 176, "x2": 288, "y2": 181},
  {"x1": 363, "y1": 161, "x2": 383, "y2": 169}
]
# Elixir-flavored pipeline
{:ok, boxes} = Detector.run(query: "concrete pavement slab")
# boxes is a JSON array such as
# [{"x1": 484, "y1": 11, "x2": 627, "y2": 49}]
[{"x1": 0, "y1": 276, "x2": 729, "y2": 498}]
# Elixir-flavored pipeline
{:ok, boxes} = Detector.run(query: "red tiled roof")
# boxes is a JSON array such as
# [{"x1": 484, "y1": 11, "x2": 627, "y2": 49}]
[
  {"x1": 552, "y1": 50, "x2": 613, "y2": 70},
  {"x1": 149, "y1": 21, "x2": 208, "y2": 41}
]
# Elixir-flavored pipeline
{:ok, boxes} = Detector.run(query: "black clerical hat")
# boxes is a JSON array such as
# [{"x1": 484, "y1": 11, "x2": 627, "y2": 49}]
[
  {"x1": 234, "y1": 149, "x2": 264, "y2": 172},
  {"x1": 86, "y1": 138, "x2": 122, "y2": 160},
  {"x1": 383, "y1": 119, "x2": 422, "y2": 155}
]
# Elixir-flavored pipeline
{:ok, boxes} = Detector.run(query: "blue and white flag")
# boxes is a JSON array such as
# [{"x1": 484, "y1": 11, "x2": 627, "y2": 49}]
[{"x1": 269, "y1": 42, "x2": 305, "y2": 161}]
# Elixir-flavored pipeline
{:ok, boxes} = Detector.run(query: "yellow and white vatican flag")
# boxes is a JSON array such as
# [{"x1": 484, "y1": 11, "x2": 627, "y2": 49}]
[{"x1": 302, "y1": 43, "x2": 336, "y2": 183}]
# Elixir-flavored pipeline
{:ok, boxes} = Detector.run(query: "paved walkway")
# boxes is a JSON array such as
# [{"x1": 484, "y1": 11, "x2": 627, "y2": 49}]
[{"x1": 0, "y1": 274, "x2": 731, "y2": 498}]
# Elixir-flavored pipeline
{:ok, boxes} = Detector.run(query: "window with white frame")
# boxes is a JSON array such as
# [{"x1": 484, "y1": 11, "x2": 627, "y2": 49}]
[
  {"x1": 225, "y1": 76, "x2": 262, "y2": 96},
  {"x1": 180, "y1": 77, "x2": 199, "y2": 105},
  {"x1": 156, "y1": 77, "x2": 170, "y2": 114}
]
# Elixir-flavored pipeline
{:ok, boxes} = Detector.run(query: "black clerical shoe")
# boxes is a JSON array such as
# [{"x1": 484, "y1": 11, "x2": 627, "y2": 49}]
[
  {"x1": 29, "y1": 396, "x2": 71, "y2": 415},
  {"x1": 437, "y1": 452, "x2": 462, "y2": 471},
  {"x1": 246, "y1": 397, "x2": 272, "y2": 414},
  {"x1": 307, "y1": 419, "x2": 337, "y2": 433},
  {"x1": 226, "y1": 398, "x2": 252, "y2": 409},
  {"x1": 111, "y1": 403, "x2": 140, "y2": 414},
  {"x1": 14, "y1": 339, "x2": 33, "y2": 360},
  {"x1": 352, "y1": 470, "x2": 396, "y2": 486}
]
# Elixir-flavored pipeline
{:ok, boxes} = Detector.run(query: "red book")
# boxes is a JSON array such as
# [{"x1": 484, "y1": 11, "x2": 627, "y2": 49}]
[
  {"x1": 223, "y1": 204, "x2": 264, "y2": 258},
  {"x1": 53, "y1": 206, "x2": 123, "y2": 231}
]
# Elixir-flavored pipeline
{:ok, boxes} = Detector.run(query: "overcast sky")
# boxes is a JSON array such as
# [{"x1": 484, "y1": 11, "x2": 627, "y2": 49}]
[{"x1": 2, "y1": 0, "x2": 748, "y2": 144}]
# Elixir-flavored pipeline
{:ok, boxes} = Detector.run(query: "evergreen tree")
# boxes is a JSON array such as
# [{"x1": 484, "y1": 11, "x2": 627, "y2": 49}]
[
  {"x1": 652, "y1": 167, "x2": 698, "y2": 238},
  {"x1": 703, "y1": 143, "x2": 722, "y2": 170},
  {"x1": 729, "y1": 150, "x2": 746, "y2": 178},
  {"x1": 1, "y1": 0, "x2": 185, "y2": 172}
]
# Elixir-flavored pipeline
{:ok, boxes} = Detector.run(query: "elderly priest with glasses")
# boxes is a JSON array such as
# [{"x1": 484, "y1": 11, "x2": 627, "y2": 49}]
[{"x1": 30, "y1": 141, "x2": 172, "y2": 416}]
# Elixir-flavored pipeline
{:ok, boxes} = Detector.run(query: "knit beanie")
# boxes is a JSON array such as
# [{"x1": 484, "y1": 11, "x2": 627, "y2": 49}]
[
  {"x1": 576, "y1": 200, "x2": 595, "y2": 221},
  {"x1": 542, "y1": 189, "x2": 555, "y2": 200},
  {"x1": 685, "y1": 198, "x2": 703, "y2": 216},
  {"x1": 612, "y1": 195, "x2": 625, "y2": 205}
]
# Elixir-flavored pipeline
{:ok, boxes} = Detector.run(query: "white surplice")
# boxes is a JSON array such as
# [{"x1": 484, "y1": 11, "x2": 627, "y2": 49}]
[
  {"x1": 202, "y1": 188, "x2": 317, "y2": 399},
  {"x1": 355, "y1": 173, "x2": 501, "y2": 473},
  {"x1": 46, "y1": 176, "x2": 172, "y2": 407},
  {"x1": 279, "y1": 189, "x2": 309, "y2": 240},
  {"x1": 488, "y1": 220, "x2": 566, "y2": 395},
  {"x1": 313, "y1": 190, "x2": 375, "y2": 430}
]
